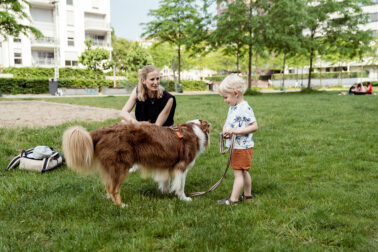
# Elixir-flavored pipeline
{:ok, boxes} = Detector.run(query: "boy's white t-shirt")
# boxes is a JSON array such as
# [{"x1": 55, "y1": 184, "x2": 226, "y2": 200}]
[{"x1": 225, "y1": 100, "x2": 256, "y2": 149}]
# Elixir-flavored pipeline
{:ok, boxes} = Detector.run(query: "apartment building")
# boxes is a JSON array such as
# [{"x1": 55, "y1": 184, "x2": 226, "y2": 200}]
[{"x1": 0, "y1": 0, "x2": 112, "y2": 69}]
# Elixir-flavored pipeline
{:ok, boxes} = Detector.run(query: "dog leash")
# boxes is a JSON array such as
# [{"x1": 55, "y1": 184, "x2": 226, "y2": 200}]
[{"x1": 189, "y1": 133, "x2": 236, "y2": 197}]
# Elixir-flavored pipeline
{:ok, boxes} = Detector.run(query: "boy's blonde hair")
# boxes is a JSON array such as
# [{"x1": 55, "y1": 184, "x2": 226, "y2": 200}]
[
  {"x1": 137, "y1": 65, "x2": 164, "y2": 102},
  {"x1": 218, "y1": 74, "x2": 247, "y2": 95}
]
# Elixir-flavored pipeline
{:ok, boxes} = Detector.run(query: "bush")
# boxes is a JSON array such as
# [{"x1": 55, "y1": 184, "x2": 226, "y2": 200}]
[
  {"x1": 272, "y1": 71, "x2": 369, "y2": 80},
  {"x1": 1, "y1": 67, "x2": 102, "y2": 79},
  {"x1": 0, "y1": 78, "x2": 114, "y2": 94},
  {"x1": 362, "y1": 81, "x2": 378, "y2": 86},
  {"x1": 245, "y1": 88, "x2": 262, "y2": 96}
]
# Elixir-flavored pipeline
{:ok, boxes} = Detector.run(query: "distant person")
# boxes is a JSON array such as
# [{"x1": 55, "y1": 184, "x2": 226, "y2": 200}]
[
  {"x1": 348, "y1": 83, "x2": 357, "y2": 95},
  {"x1": 355, "y1": 83, "x2": 367, "y2": 95},
  {"x1": 217, "y1": 74, "x2": 258, "y2": 205},
  {"x1": 366, "y1": 82, "x2": 373, "y2": 95}
]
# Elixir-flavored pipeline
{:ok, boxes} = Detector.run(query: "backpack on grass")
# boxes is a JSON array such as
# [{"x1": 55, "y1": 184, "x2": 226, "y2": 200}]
[{"x1": 6, "y1": 146, "x2": 65, "y2": 173}]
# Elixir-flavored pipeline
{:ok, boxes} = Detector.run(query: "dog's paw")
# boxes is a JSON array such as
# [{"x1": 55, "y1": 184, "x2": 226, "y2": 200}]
[
  {"x1": 181, "y1": 196, "x2": 192, "y2": 202},
  {"x1": 121, "y1": 203, "x2": 127, "y2": 208},
  {"x1": 106, "y1": 194, "x2": 112, "y2": 199}
]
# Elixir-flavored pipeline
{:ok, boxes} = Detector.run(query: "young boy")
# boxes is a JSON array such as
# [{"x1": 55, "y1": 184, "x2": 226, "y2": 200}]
[{"x1": 217, "y1": 74, "x2": 258, "y2": 205}]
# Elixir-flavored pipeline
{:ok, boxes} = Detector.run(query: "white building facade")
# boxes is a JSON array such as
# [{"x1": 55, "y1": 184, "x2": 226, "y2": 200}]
[{"x1": 0, "y1": 0, "x2": 112, "y2": 70}]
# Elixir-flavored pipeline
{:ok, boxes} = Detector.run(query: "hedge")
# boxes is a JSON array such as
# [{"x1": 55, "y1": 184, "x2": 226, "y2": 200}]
[
  {"x1": 0, "y1": 78, "x2": 114, "y2": 94},
  {"x1": 1, "y1": 67, "x2": 102, "y2": 79},
  {"x1": 160, "y1": 80, "x2": 208, "y2": 92},
  {"x1": 272, "y1": 71, "x2": 369, "y2": 80}
]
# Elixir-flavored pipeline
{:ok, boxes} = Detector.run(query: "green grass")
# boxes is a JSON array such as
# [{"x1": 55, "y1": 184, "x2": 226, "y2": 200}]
[{"x1": 1, "y1": 93, "x2": 377, "y2": 251}]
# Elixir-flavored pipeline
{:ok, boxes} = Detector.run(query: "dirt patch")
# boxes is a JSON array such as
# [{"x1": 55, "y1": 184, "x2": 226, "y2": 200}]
[{"x1": 0, "y1": 101, "x2": 121, "y2": 128}]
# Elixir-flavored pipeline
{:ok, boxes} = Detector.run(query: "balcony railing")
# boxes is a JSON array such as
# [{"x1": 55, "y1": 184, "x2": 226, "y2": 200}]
[
  {"x1": 32, "y1": 58, "x2": 55, "y2": 66},
  {"x1": 31, "y1": 37, "x2": 56, "y2": 45},
  {"x1": 84, "y1": 20, "x2": 111, "y2": 30}
]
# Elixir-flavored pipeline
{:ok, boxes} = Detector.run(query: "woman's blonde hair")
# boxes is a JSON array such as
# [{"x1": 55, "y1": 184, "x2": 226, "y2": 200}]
[
  {"x1": 137, "y1": 65, "x2": 164, "y2": 101},
  {"x1": 218, "y1": 74, "x2": 247, "y2": 95}
]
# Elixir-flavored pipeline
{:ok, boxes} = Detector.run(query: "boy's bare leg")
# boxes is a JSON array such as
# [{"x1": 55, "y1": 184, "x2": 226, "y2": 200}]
[
  {"x1": 230, "y1": 170, "x2": 244, "y2": 202},
  {"x1": 243, "y1": 170, "x2": 252, "y2": 197}
]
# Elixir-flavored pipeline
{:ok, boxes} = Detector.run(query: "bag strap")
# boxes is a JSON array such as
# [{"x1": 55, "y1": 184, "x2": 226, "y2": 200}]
[
  {"x1": 41, "y1": 152, "x2": 60, "y2": 173},
  {"x1": 5, "y1": 148, "x2": 34, "y2": 171}
]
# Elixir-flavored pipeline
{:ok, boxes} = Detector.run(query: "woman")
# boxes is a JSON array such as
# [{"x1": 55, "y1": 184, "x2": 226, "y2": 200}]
[{"x1": 120, "y1": 65, "x2": 176, "y2": 126}]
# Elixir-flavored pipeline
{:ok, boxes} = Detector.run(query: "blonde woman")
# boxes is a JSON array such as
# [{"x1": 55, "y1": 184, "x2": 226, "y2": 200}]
[{"x1": 120, "y1": 65, "x2": 176, "y2": 126}]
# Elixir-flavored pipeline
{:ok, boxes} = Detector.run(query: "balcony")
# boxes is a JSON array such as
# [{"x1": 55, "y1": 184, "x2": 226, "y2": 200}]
[
  {"x1": 32, "y1": 58, "x2": 55, "y2": 66},
  {"x1": 31, "y1": 37, "x2": 56, "y2": 48},
  {"x1": 84, "y1": 20, "x2": 111, "y2": 31}
]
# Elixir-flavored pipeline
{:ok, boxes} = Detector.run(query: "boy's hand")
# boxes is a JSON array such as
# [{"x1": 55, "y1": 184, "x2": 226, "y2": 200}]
[{"x1": 223, "y1": 129, "x2": 238, "y2": 138}]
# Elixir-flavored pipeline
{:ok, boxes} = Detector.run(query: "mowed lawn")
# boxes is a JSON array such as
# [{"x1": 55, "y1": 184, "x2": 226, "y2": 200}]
[{"x1": 0, "y1": 92, "x2": 377, "y2": 251}]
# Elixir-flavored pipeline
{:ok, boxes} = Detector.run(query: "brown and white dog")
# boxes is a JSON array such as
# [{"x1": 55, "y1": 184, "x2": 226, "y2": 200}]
[{"x1": 62, "y1": 120, "x2": 210, "y2": 207}]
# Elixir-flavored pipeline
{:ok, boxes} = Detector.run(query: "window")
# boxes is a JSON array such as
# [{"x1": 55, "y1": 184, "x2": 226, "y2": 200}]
[
  {"x1": 14, "y1": 51, "x2": 22, "y2": 65},
  {"x1": 369, "y1": 13, "x2": 378, "y2": 22},
  {"x1": 14, "y1": 38, "x2": 21, "y2": 43},
  {"x1": 67, "y1": 31, "x2": 75, "y2": 46},
  {"x1": 67, "y1": 11, "x2": 75, "y2": 26},
  {"x1": 66, "y1": 0, "x2": 73, "y2": 5},
  {"x1": 92, "y1": 0, "x2": 99, "y2": 9},
  {"x1": 65, "y1": 60, "x2": 78, "y2": 66}
]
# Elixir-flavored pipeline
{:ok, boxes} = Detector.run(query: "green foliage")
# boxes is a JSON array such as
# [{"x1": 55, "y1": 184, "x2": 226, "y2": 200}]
[
  {"x1": 244, "y1": 88, "x2": 262, "y2": 96},
  {"x1": 79, "y1": 39, "x2": 111, "y2": 76},
  {"x1": 272, "y1": 71, "x2": 369, "y2": 80},
  {"x1": 0, "y1": 94, "x2": 377, "y2": 250},
  {"x1": 0, "y1": 78, "x2": 113, "y2": 94},
  {"x1": 112, "y1": 35, "x2": 152, "y2": 72},
  {"x1": 205, "y1": 75, "x2": 227, "y2": 82},
  {"x1": 160, "y1": 79, "x2": 208, "y2": 92},
  {"x1": 2, "y1": 67, "x2": 100, "y2": 79},
  {"x1": 142, "y1": 0, "x2": 208, "y2": 83},
  {"x1": 299, "y1": 88, "x2": 323, "y2": 94},
  {"x1": 301, "y1": 0, "x2": 373, "y2": 88},
  {"x1": 0, "y1": 0, "x2": 42, "y2": 37}
]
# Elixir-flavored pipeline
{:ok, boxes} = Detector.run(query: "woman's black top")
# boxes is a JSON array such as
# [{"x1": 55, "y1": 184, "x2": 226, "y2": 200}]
[{"x1": 135, "y1": 90, "x2": 176, "y2": 126}]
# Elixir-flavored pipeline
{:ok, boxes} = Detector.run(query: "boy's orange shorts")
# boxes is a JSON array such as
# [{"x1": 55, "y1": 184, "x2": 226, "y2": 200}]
[{"x1": 230, "y1": 148, "x2": 253, "y2": 171}]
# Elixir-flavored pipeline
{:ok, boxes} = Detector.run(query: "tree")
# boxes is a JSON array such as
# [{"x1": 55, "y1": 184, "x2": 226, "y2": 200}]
[
  {"x1": 112, "y1": 34, "x2": 152, "y2": 72},
  {"x1": 79, "y1": 39, "x2": 110, "y2": 79},
  {"x1": 213, "y1": 0, "x2": 267, "y2": 89},
  {"x1": 0, "y1": 0, "x2": 41, "y2": 37},
  {"x1": 210, "y1": 0, "x2": 248, "y2": 72},
  {"x1": 302, "y1": 0, "x2": 373, "y2": 88},
  {"x1": 264, "y1": 0, "x2": 306, "y2": 90},
  {"x1": 142, "y1": 0, "x2": 208, "y2": 89}
]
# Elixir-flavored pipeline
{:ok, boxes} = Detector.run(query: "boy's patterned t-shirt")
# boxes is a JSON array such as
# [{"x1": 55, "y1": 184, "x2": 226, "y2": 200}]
[{"x1": 225, "y1": 100, "x2": 256, "y2": 149}]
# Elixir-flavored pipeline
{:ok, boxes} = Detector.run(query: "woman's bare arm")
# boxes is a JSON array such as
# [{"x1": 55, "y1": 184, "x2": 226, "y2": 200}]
[
  {"x1": 155, "y1": 98, "x2": 174, "y2": 126},
  {"x1": 119, "y1": 88, "x2": 138, "y2": 123}
]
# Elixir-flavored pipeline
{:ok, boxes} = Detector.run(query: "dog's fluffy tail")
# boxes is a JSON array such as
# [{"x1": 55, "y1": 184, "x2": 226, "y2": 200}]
[{"x1": 62, "y1": 126, "x2": 95, "y2": 174}]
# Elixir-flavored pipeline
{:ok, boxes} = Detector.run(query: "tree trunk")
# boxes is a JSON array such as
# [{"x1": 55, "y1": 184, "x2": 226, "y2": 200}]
[
  {"x1": 281, "y1": 54, "x2": 286, "y2": 91},
  {"x1": 236, "y1": 46, "x2": 240, "y2": 72},
  {"x1": 248, "y1": 44, "x2": 252, "y2": 90},
  {"x1": 177, "y1": 46, "x2": 181, "y2": 89},
  {"x1": 307, "y1": 48, "x2": 314, "y2": 89},
  {"x1": 171, "y1": 61, "x2": 177, "y2": 91}
]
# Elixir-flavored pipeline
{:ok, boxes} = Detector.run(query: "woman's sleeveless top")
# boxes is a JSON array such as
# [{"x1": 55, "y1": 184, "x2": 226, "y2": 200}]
[{"x1": 135, "y1": 89, "x2": 176, "y2": 126}]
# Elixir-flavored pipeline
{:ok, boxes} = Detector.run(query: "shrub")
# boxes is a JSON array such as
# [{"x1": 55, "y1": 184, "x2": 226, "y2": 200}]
[
  {"x1": 244, "y1": 88, "x2": 262, "y2": 96},
  {"x1": 272, "y1": 71, "x2": 369, "y2": 80},
  {"x1": 0, "y1": 78, "x2": 114, "y2": 94},
  {"x1": 1, "y1": 67, "x2": 101, "y2": 79}
]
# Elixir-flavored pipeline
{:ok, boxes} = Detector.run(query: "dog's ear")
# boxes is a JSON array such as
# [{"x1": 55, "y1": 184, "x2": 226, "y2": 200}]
[{"x1": 199, "y1": 120, "x2": 211, "y2": 134}]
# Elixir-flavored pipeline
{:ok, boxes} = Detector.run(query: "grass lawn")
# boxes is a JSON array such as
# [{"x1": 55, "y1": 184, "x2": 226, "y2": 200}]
[{"x1": 0, "y1": 92, "x2": 377, "y2": 251}]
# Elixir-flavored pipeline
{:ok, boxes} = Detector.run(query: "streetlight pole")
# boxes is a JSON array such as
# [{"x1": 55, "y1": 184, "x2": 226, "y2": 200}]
[{"x1": 51, "y1": 0, "x2": 60, "y2": 80}]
